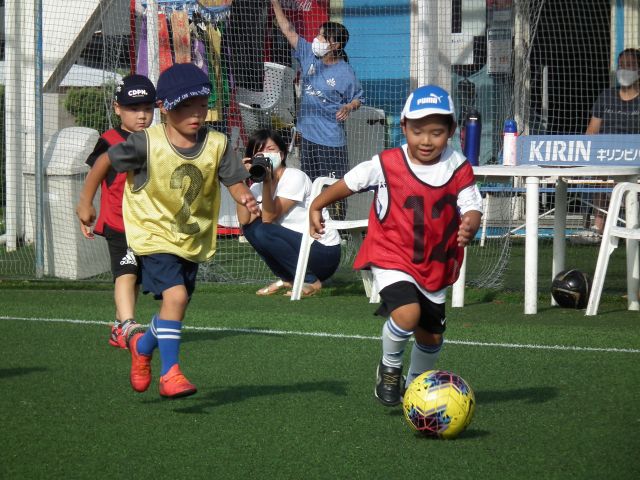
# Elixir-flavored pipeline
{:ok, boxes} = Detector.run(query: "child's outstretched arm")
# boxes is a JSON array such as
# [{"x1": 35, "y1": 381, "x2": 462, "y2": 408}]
[
  {"x1": 76, "y1": 152, "x2": 112, "y2": 239},
  {"x1": 309, "y1": 179, "x2": 354, "y2": 239},
  {"x1": 457, "y1": 210, "x2": 482, "y2": 247},
  {"x1": 227, "y1": 182, "x2": 260, "y2": 216}
]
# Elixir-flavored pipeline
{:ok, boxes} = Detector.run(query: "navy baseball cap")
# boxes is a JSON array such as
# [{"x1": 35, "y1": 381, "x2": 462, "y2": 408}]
[
  {"x1": 156, "y1": 63, "x2": 212, "y2": 111},
  {"x1": 114, "y1": 74, "x2": 156, "y2": 105},
  {"x1": 401, "y1": 85, "x2": 456, "y2": 122}
]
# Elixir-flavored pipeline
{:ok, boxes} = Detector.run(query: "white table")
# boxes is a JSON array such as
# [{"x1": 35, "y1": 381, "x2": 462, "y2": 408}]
[{"x1": 452, "y1": 165, "x2": 640, "y2": 314}]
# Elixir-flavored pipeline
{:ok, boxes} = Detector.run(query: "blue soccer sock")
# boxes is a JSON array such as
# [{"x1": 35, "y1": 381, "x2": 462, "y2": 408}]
[
  {"x1": 156, "y1": 319, "x2": 182, "y2": 376},
  {"x1": 381, "y1": 317, "x2": 413, "y2": 369},
  {"x1": 405, "y1": 337, "x2": 443, "y2": 388},
  {"x1": 136, "y1": 315, "x2": 159, "y2": 356}
]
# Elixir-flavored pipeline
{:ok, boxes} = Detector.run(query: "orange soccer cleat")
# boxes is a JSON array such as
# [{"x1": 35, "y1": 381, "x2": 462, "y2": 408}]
[
  {"x1": 159, "y1": 364, "x2": 197, "y2": 399},
  {"x1": 129, "y1": 333, "x2": 152, "y2": 392}
]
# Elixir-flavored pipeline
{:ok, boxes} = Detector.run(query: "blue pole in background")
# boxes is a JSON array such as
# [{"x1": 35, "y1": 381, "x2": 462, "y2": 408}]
[
  {"x1": 34, "y1": 0, "x2": 44, "y2": 278},
  {"x1": 615, "y1": 0, "x2": 625, "y2": 69}
]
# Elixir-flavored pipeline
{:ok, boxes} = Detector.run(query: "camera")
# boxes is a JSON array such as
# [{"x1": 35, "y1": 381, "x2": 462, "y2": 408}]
[{"x1": 248, "y1": 153, "x2": 272, "y2": 183}]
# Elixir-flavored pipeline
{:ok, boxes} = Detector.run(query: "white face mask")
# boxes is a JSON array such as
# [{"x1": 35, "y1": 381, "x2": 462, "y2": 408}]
[
  {"x1": 262, "y1": 151, "x2": 282, "y2": 171},
  {"x1": 312, "y1": 38, "x2": 331, "y2": 58},
  {"x1": 616, "y1": 69, "x2": 639, "y2": 87}
]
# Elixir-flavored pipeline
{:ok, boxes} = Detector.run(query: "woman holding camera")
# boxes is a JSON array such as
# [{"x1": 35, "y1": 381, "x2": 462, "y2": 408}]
[{"x1": 236, "y1": 129, "x2": 342, "y2": 297}]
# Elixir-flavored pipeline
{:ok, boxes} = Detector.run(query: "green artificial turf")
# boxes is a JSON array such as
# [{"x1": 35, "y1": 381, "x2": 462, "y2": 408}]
[{"x1": 1, "y1": 283, "x2": 639, "y2": 479}]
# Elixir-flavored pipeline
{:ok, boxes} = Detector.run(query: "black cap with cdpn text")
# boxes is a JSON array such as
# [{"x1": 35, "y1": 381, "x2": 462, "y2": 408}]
[{"x1": 114, "y1": 74, "x2": 156, "y2": 105}]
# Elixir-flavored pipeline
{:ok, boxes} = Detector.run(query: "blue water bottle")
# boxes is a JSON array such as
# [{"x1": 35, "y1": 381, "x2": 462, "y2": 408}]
[{"x1": 462, "y1": 108, "x2": 481, "y2": 166}]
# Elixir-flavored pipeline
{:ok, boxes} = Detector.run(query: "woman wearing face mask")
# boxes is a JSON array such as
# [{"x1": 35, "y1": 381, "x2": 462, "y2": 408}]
[
  {"x1": 584, "y1": 48, "x2": 640, "y2": 235},
  {"x1": 270, "y1": 0, "x2": 364, "y2": 190},
  {"x1": 237, "y1": 129, "x2": 342, "y2": 297},
  {"x1": 587, "y1": 48, "x2": 640, "y2": 135}
]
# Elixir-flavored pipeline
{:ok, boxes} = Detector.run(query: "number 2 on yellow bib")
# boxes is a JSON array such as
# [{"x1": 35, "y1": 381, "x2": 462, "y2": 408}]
[{"x1": 170, "y1": 164, "x2": 203, "y2": 235}]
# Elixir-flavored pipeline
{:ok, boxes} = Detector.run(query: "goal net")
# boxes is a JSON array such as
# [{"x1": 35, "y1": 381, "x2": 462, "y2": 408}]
[{"x1": 1, "y1": 0, "x2": 638, "y2": 296}]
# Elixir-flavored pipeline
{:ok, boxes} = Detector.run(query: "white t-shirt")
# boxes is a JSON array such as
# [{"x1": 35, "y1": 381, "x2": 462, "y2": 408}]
[
  {"x1": 343, "y1": 145, "x2": 484, "y2": 304},
  {"x1": 250, "y1": 168, "x2": 341, "y2": 247}
]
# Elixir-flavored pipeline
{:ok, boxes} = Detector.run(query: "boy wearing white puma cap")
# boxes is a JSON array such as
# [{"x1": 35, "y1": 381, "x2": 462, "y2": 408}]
[{"x1": 308, "y1": 85, "x2": 483, "y2": 406}]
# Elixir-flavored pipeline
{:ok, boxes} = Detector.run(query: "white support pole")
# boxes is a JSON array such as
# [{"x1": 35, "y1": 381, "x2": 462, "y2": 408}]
[
  {"x1": 437, "y1": 0, "x2": 452, "y2": 90},
  {"x1": 480, "y1": 194, "x2": 490, "y2": 247},
  {"x1": 623, "y1": 0, "x2": 640, "y2": 50},
  {"x1": 411, "y1": 0, "x2": 451, "y2": 89},
  {"x1": 146, "y1": 0, "x2": 161, "y2": 125},
  {"x1": 513, "y1": 0, "x2": 528, "y2": 135},
  {"x1": 451, "y1": 249, "x2": 467, "y2": 308},
  {"x1": 4, "y1": 0, "x2": 24, "y2": 251},
  {"x1": 21, "y1": 0, "x2": 37, "y2": 245},
  {"x1": 551, "y1": 178, "x2": 567, "y2": 306},
  {"x1": 525, "y1": 176, "x2": 540, "y2": 314}
]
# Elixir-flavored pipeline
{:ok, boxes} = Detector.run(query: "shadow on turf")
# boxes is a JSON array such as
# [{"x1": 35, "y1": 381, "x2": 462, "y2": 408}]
[
  {"x1": 383, "y1": 409, "x2": 490, "y2": 440},
  {"x1": 457, "y1": 290, "x2": 502, "y2": 305},
  {"x1": 409, "y1": 429, "x2": 491, "y2": 440},
  {"x1": 181, "y1": 329, "x2": 299, "y2": 345},
  {"x1": 142, "y1": 380, "x2": 349, "y2": 414},
  {"x1": 476, "y1": 386, "x2": 558, "y2": 404},
  {"x1": 180, "y1": 330, "x2": 256, "y2": 345},
  {"x1": 0, "y1": 366, "x2": 47, "y2": 379}
]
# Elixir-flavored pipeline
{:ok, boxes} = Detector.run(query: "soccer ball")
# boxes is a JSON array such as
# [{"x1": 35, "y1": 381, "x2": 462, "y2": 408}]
[
  {"x1": 402, "y1": 370, "x2": 475, "y2": 439},
  {"x1": 551, "y1": 269, "x2": 591, "y2": 309}
]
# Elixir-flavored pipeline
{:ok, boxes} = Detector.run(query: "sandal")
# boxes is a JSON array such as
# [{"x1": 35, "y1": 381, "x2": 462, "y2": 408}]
[
  {"x1": 284, "y1": 282, "x2": 321, "y2": 298},
  {"x1": 256, "y1": 279, "x2": 291, "y2": 296}
]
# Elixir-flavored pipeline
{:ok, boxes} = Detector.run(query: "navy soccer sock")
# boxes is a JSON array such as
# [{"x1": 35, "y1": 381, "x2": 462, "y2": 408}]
[
  {"x1": 156, "y1": 319, "x2": 182, "y2": 376},
  {"x1": 136, "y1": 315, "x2": 158, "y2": 356}
]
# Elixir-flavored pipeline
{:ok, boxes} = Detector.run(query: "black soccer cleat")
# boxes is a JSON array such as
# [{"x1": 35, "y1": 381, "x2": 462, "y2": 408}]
[{"x1": 375, "y1": 361, "x2": 405, "y2": 407}]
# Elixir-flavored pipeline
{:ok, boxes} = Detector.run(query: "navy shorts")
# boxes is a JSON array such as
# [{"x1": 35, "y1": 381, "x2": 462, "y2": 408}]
[
  {"x1": 103, "y1": 225, "x2": 141, "y2": 282},
  {"x1": 139, "y1": 253, "x2": 198, "y2": 300},
  {"x1": 299, "y1": 137, "x2": 348, "y2": 182},
  {"x1": 375, "y1": 281, "x2": 446, "y2": 335}
]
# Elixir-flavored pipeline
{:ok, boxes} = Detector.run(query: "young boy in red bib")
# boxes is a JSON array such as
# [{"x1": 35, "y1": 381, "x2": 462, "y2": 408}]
[
  {"x1": 308, "y1": 85, "x2": 483, "y2": 406},
  {"x1": 77, "y1": 63, "x2": 259, "y2": 398},
  {"x1": 80, "y1": 74, "x2": 156, "y2": 349}
]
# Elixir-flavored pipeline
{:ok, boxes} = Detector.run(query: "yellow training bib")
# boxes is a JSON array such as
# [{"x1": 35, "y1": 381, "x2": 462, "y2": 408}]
[{"x1": 123, "y1": 124, "x2": 226, "y2": 262}]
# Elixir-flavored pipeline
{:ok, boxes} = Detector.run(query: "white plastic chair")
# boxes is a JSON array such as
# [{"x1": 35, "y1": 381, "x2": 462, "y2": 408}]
[
  {"x1": 585, "y1": 182, "x2": 640, "y2": 316},
  {"x1": 290, "y1": 177, "x2": 379, "y2": 302},
  {"x1": 237, "y1": 62, "x2": 295, "y2": 134},
  {"x1": 343, "y1": 105, "x2": 386, "y2": 221},
  {"x1": 345, "y1": 106, "x2": 386, "y2": 168}
]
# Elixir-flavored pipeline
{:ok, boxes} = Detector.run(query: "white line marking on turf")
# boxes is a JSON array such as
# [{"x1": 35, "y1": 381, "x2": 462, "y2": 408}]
[{"x1": 2, "y1": 315, "x2": 639, "y2": 354}]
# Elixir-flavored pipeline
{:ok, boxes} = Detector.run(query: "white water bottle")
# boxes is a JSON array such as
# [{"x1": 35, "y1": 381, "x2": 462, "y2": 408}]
[{"x1": 503, "y1": 119, "x2": 517, "y2": 166}]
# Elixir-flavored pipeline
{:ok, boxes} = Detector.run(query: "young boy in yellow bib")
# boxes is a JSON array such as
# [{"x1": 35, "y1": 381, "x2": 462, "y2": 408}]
[{"x1": 76, "y1": 63, "x2": 259, "y2": 398}]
